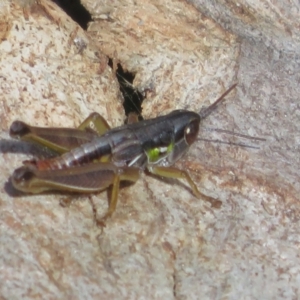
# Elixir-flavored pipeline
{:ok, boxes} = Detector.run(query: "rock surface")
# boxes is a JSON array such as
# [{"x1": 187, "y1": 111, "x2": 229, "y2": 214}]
[{"x1": 0, "y1": 0, "x2": 299, "y2": 298}]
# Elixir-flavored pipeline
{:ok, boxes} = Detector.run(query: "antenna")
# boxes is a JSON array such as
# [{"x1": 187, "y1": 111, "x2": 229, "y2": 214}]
[
  {"x1": 202, "y1": 128, "x2": 266, "y2": 142},
  {"x1": 198, "y1": 84, "x2": 266, "y2": 148},
  {"x1": 197, "y1": 138, "x2": 262, "y2": 149},
  {"x1": 199, "y1": 83, "x2": 238, "y2": 119}
]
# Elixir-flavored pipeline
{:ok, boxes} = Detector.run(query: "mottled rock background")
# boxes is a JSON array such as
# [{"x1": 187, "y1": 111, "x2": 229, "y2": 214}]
[{"x1": 0, "y1": 0, "x2": 299, "y2": 298}]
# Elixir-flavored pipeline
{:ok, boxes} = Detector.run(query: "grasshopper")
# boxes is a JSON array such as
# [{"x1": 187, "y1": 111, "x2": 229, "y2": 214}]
[{"x1": 9, "y1": 84, "x2": 237, "y2": 224}]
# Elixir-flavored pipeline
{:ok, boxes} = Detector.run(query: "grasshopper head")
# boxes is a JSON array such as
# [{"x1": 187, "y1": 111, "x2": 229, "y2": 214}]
[
  {"x1": 170, "y1": 110, "x2": 201, "y2": 146},
  {"x1": 156, "y1": 110, "x2": 201, "y2": 165}
]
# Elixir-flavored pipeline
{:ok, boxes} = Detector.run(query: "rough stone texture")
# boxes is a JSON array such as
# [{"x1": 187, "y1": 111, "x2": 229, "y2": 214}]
[
  {"x1": 86, "y1": 0, "x2": 239, "y2": 117},
  {"x1": 0, "y1": 0, "x2": 299, "y2": 299},
  {"x1": 189, "y1": 0, "x2": 300, "y2": 55}
]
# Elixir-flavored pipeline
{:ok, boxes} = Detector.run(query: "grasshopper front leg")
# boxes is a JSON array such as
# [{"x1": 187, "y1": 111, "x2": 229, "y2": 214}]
[
  {"x1": 9, "y1": 112, "x2": 111, "y2": 154},
  {"x1": 147, "y1": 166, "x2": 222, "y2": 208},
  {"x1": 12, "y1": 162, "x2": 140, "y2": 224}
]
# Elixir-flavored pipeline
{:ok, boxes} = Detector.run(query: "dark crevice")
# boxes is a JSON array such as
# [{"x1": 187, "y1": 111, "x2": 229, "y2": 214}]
[
  {"x1": 52, "y1": 0, "x2": 92, "y2": 30},
  {"x1": 51, "y1": 0, "x2": 144, "y2": 117},
  {"x1": 108, "y1": 59, "x2": 144, "y2": 118}
]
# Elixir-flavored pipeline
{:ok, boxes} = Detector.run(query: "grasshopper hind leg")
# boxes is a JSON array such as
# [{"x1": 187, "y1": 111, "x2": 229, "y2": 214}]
[
  {"x1": 11, "y1": 162, "x2": 140, "y2": 226},
  {"x1": 147, "y1": 166, "x2": 222, "y2": 208},
  {"x1": 9, "y1": 112, "x2": 112, "y2": 155},
  {"x1": 96, "y1": 174, "x2": 121, "y2": 226}
]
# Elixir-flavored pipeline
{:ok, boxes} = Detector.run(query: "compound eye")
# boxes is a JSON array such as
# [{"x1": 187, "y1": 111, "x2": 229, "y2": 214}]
[{"x1": 184, "y1": 120, "x2": 199, "y2": 145}]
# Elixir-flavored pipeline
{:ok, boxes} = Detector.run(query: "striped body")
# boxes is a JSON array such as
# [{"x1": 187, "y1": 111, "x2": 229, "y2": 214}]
[{"x1": 35, "y1": 110, "x2": 200, "y2": 171}]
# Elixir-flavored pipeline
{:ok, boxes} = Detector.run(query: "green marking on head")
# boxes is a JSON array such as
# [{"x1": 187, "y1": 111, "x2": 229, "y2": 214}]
[
  {"x1": 147, "y1": 142, "x2": 174, "y2": 163},
  {"x1": 167, "y1": 142, "x2": 174, "y2": 153},
  {"x1": 147, "y1": 148, "x2": 160, "y2": 162}
]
